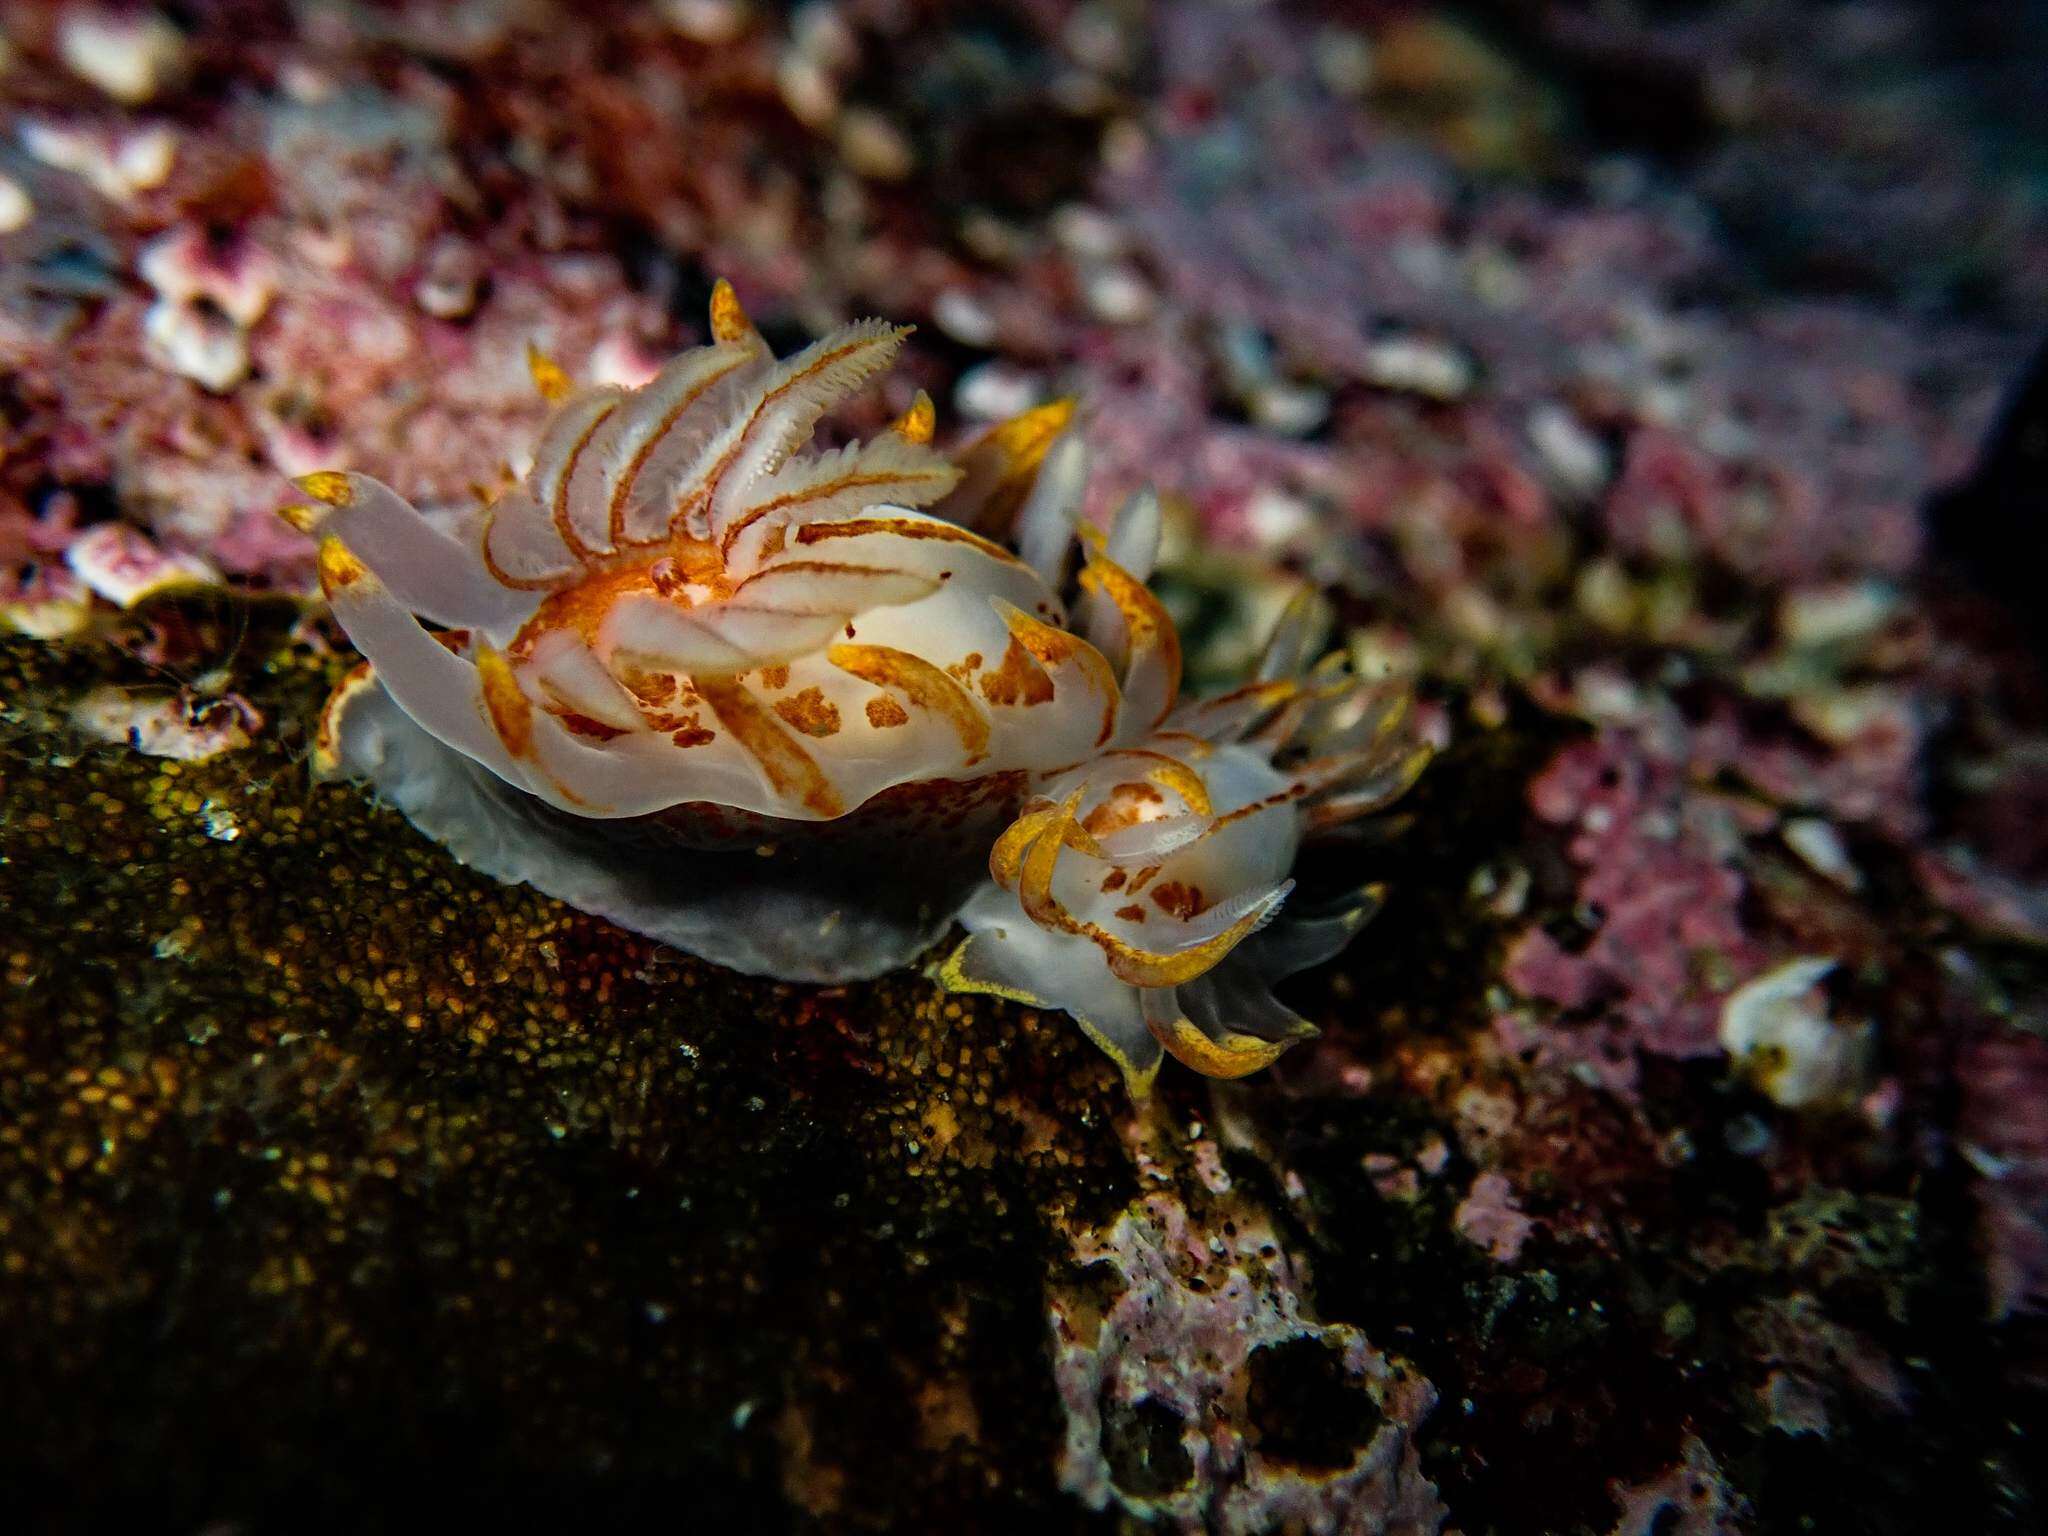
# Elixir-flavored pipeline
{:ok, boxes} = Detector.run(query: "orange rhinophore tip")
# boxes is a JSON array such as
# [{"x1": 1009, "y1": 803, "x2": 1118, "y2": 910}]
[
  {"x1": 526, "y1": 342, "x2": 574, "y2": 402},
  {"x1": 473, "y1": 642, "x2": 535, "y2": 759},
  {"x1": 890, "y1": 389, "x2": 936, "y2": 444},
  {"x1": 940, "y1": 396, "x2": 1080, "y2": 535},
  {"x1": 989, "y1": 397, "x2": 1075, "y2": 463},
  {"x1": 296, "y1": 471, "x2": 355, "y2": 507},
  {"x1": 277, "y1": 502, "x2": 322, "y2": 533},
  {"x1": 316, "y1": 536, "x2": 369, "y2": 596},
  {"x1": 709, "y1": 279, "x2": 753, "y2": 344}
]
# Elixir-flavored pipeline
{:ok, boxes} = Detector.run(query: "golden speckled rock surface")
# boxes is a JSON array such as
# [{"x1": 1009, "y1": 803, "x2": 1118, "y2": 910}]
[{"x1": 0, "y1": 614, "x2": 1156, "y2": 1529}]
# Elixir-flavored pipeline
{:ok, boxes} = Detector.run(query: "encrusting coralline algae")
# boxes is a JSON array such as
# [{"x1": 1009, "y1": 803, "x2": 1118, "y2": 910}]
[{"x1": 290, "y1": 282, "x2": 1428, "y2": 1085}]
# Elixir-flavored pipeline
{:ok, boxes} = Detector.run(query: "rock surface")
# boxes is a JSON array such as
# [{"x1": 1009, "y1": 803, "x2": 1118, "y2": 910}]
[{"x1": 3, "y1": 2, "x2": 2045, "y2": 1532}]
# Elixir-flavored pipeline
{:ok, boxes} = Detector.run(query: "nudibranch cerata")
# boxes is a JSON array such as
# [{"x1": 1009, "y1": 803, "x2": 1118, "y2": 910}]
[{"x1": 289, "y1": 281, "x2": 1427, "y2": 1076}]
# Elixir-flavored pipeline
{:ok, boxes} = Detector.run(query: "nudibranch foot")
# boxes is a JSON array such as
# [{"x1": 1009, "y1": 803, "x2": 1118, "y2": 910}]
[{"x1": 321, "y1": 674, "x2": 1009, "y2": 982}]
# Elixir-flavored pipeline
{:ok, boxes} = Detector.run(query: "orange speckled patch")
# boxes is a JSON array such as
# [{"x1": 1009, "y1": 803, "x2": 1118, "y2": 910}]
[
  {"x1": 1115, "y1": 904, "x2": 1147, "y2": 923},
  {"x1": 617, "y1": 666, "x2": 678, "y2": 706},
  {"x1": 978, "y1": 637, "x2": 1054, "y2": 707},
  {"x1": 671, "y1": 717, "x2": 715, "y2": 748},
  {"x1": 1016, "y1": 806, "x2": 1289, "y2": 997},
  {"x1": 830, "y1": 644, "x2": 990, "y2": 764},
  {"x1": 1126, "y1": 865, "x2": 1161, "y2": 896},
  {"x1": 1082, "y1": 782, "x2": 1164, "y2": 839},
  {"x1": 1100, "y1": 868, "x2": 1127, "y2": 893},
  {"x1": 697, "y1": 677, "x2": 843, "y2": 817},
  {"x1": 773, "y1": 687, "x2": 842, "y2": 738},
  {"x1": 865, "y1": 695, "x2": 909, "y2": 729},
  {"x1": 759, "y1": 664, "x2": 791, "y2": 690},
  {"x1": 1150, "y1": 881, "x2": 1208, "y2": 920},
  {"x1": 946, "y1": 652, "x2": 984, "y2": 685},
  {"x1": 509, "y1": 538, "x2": 729, "y2": 656},
  {"x1": 556, "y1": 712, "x2": 628, "y2": 741}
]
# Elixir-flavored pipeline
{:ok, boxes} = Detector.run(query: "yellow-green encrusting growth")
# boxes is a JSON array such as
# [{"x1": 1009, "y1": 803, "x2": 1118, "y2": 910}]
[{"x1": 0, "y1": 615, "x2": 1138, "y2": 1525}]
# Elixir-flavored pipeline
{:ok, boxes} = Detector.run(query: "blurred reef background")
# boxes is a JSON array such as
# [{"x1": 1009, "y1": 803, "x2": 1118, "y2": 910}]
[{"x1": 2, "y1": 1, "x2": 2047, "y2": 1531}]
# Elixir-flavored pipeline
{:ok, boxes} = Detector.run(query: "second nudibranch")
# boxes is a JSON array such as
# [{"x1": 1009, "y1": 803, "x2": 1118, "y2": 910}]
[{"x1": 942, "y1": 488, "x2": 1431, "y2": 1091}]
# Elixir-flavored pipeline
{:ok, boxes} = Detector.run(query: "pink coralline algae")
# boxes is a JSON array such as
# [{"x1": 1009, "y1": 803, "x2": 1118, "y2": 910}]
[
  {"x1": 1503, "y1": 729, "x2": 1768, "y2": 1084},
  {"x1": 1047, "y1": 1131, "x2": 1445, "y2": 1535},
  {"x1": 1095, "y1": 1, "x2": 2014, "y2": 607},
  {"x1": 1453, "y1": 1169, "x2": 1536, "y2": 1264},
  {"x1": 1607, "y1": 1435, "x2": 1750, "y2": 1536}
]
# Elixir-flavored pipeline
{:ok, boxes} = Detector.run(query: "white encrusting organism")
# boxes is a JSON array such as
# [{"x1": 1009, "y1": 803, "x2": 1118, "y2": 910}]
[
  {"x1": 1718, "y1": 956, "x2": 1872, "y2": 1109},
  {"x1": 293, "y1": 282, "x2": 1428, "y2": 1074}
]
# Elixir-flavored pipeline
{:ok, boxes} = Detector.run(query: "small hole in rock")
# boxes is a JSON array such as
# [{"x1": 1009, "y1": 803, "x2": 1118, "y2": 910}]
[
  {"x1": 1101, "y1": 1394, "x2": 1193, "y2": 1497},
  {"x1": 1245, "y1": 1336, "x2": 1385, "y2": 1470}
]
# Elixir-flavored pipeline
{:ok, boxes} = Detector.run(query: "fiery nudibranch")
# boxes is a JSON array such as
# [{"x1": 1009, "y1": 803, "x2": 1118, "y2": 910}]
[{"x1": 291, "y1": 282, "x2": 1427, "y2": 1078}]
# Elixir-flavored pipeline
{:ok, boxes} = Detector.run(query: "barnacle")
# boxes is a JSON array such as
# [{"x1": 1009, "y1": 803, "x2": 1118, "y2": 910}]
[
  {"x1": 294, "y1": 283, "x2": 1123, "y2": 981},
  {"x1": 941, "y1": 486, "x2": 1431, "y2": 1090}
]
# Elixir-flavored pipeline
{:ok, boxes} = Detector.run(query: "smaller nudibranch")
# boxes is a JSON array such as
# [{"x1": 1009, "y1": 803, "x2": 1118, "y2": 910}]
[{"x1": 941, "y1": 493, "x2": 1431, "y2": 1090}]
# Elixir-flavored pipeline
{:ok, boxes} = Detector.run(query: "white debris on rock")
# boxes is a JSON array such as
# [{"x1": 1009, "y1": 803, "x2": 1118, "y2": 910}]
[
  {"x1": 0, "y1": 173, "x2": 33, "y2": 234},
  {"x1": 58, "y1": 7, "x2": 188, "y2": 105},
  {"x1": 138, "y1": 225, "x2": 280, "y2": 392},
  {"x1": 70, "y1": 686, "x2": 263, "y2": 761},
  {"x1": 64, "y1": 524, "x2": 220, "y2": 608},
  {"x1": 1718, "y1": 957, "x2": 1873, "y2": 1109},
  {"x1": 19, "y1": 119, "x2": 176, "y2": 203}
]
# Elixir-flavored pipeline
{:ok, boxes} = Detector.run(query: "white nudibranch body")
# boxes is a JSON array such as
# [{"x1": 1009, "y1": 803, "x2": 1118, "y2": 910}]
[{"x1": 293, "y1": 281, "x2": 1428, "y2": 1075}]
